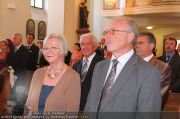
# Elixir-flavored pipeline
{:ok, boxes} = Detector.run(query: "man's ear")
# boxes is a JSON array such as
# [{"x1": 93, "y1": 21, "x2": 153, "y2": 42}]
[
  {"x1": 127, "y1": 32, "x2": 135, "y2": 43},
  {"x1": 150, "y1": 43, "x2": 155, "y2": 50}
]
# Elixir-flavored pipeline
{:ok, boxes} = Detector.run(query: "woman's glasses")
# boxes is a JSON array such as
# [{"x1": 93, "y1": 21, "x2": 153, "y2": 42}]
[{"x1": 42, "y1": 47, "x2": 61, "y2": 52}]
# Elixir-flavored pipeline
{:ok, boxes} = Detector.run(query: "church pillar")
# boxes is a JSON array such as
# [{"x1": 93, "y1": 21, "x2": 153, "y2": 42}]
[{"x1": 47, "y1": 0, "x2": 65, "y2": 35}]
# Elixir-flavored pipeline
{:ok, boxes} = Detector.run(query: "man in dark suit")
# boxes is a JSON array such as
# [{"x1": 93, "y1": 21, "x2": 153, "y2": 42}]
[
  {"x1": 7, "y1": 33, "x2": 29, "y2": 115},
  {"x1": 96, "y1": 38, "x2": 107, "y2": 58},
  {"x1": 158, "y1": 38, "x2": 180, "y2": 93},
  {"x1": 84, "y1": 17, "x2": 161, "y2": 119},
  {"x1": 135, "y1": 32, "x2": 171, "y2": 109},
  {"x1": 64, "y1": 51, "x2": 72, "y2": 65},
  {"x1": 37, "y1": 41, "x2": 49, "y2": 68},
  {"x1": 73, "y1": 33, "x2": 104, "y2": 111},
  {"x1": 25, "y1": 34, "x2": 39, "y2": 71},
  {"x1": 7, "y1": 33, "x2": 29, "y2": 76}
]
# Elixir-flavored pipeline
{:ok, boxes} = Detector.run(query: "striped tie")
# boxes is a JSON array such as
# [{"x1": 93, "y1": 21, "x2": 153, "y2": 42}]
[
  {"x1": 99, "y1": 59, "x2": 119, "y2": 108},
  {"x1": 81, "y1": 58, "x2": 89, "y2": 83},
  {"x1": 14, "y1": 47, "x2": 18, "y2": 53},
  {"x1": 166, "y1": 55, "x2": 170, "y2": 63}
]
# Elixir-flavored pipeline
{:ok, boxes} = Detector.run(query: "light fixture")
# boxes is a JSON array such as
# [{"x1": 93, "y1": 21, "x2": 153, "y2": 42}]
[
  {"x1": 7, "y1": 0, "x2": 16, "y2": 10},
  {"x1": 146, "y1": 26, "x2": 154, "y2": 30},
  {"x1": 104, "y1": 0, "x2": 118, "y2": 10},
  {"x1": 104, "y1": 0, "x2": 116, "y2": 6}
]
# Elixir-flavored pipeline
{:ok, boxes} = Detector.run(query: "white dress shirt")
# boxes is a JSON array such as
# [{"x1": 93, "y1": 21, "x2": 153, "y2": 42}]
[
  {"x1": 15, "y1": 43, "x2": 23, "y2": 51},
  {"x1": 104, "y1": 49, "x2": 134, "y2": 84},
  {"x1": 143, "y1": 54, "x2": 154, "y2": 62}
]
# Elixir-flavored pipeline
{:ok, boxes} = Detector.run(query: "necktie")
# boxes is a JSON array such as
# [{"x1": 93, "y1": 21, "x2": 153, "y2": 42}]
[
  {"x1": 27, "y1": 45, "x2": 30, "y2": 50},
  {"x1": 99, "y1": 59, "x2": 119, "y2": 108},
  {"x1": 166, "y1": 55, "x2": 170, "y2": 63},
  {"x1": 81, "y1": 58, "x2": 89, "y2": 83},
  {"x1": 101, "y1": 45, "x2": 103, "y2": 50},
  {"x1": 14, "y1": 47, "x2": 18, "y2": 53},
  {"x1": 37, "y1": 50, "x2": 43, "y2": 64}
]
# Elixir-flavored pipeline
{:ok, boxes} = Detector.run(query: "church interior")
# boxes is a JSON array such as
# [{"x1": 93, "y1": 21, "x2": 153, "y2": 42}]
[{"x1": 0, "y1": 0, "x2": 180, "y2": 118}]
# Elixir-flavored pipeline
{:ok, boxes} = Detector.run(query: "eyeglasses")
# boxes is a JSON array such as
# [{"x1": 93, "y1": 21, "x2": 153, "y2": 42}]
[
  {"x1": 42, "y1": 47, "x2": 61, "y2": 52},
  {"x1": 104, "y1": 29, "x2": 129, "y2": 35}
]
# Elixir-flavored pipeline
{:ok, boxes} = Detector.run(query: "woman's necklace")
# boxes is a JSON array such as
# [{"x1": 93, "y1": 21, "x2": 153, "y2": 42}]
[{"x1": 47, "y1": 65, "x2": 63, "y2": 79}]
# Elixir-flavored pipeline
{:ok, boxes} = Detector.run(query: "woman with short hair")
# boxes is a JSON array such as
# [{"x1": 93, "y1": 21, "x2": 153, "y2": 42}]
[{"x1": 25, "y1": 33, "x2": 80, "y2": 113}]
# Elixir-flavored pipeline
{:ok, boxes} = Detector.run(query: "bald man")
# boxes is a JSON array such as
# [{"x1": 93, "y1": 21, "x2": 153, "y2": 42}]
[{"x1": 7, "y1": 33, "x2": 29, "y2": 115}]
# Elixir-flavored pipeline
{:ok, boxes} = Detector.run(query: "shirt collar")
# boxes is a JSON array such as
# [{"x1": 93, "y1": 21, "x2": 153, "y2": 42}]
[
  {"x1": 16, "y1": 43, "x2": 23, "y2": 50},
  {"x1": 27, "y1": 43, "x2": 33, "y2": 47},
  {"x1": 143, "y1": 54, "x2": 154, "y2": 62},
  {"x1": 83, "y1": 53, "x2": 96, "y2": 64},
  {"x1": 111, "y1": 49, "x2": 134, "y2": 66}
]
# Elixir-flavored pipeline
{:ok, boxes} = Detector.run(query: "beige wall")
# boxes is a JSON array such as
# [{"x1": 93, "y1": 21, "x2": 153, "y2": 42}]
[
  {"x1": 0, "y1": 0, "x2": 47, "y2": 44},
  {"x1": 0, "y1": 0, "x2": 92, "y2": 50},
  {"x1": 64, "y1": 0, "x2": 82, "y2": 51},
  {"x1": 0, "y1": 0, "x2": 30, "y2": 42}
]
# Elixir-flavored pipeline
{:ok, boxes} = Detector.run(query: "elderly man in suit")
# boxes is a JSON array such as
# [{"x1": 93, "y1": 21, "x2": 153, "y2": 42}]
[
  {"x1": 7, "y1": 33, "x2": 29, "y2": 75},
  {"x1": 73, "y1": 33, "x2": 104, "y2": 111},
  {"x1": 158, "y1": 38, "x2": 180, "y2": 93},
  {"x1": 84, "y1": 17, "x2": 161, "y2": 119},
  {"x1": 135, "y1": 32, "x2": 171, "y2": 109}
]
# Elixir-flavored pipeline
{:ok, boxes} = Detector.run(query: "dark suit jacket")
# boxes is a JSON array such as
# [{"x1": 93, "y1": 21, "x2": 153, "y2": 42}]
[
  {"x1": 38, "y1": 53, "x2": 49, "y2": 68},
  {"x1": 73, "y1": 54, "x2": 104, "y2": 111},
  {"x1": 26, "y1": 44, "x2": 39, "y2": 71},
  {"x1": 7, "y1": 45, "x2": 29, "y2": 75},
  {"x1": 96, "y1": 45, "x2": 107, "y2": 58},
  {"x1": 149, "y1": 56, "x2": 171, "y2": 109},
  {"x1": 84, "y1": 54, "x2": 161, "y2": 119},
  {"x1": 158, "y1": 52, "x2": 180, "y2": 93},
  {"x1": 65, "y1": 51, "x2": 72, "y2": 65}
]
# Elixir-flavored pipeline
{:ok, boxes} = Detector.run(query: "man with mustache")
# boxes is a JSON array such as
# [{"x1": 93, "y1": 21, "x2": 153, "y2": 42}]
[{"x1": 158, "y1": 38, "x2": 180, "y2": 93}]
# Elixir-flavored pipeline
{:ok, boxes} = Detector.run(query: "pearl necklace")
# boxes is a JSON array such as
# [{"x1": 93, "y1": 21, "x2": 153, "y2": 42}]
[{"x1": 47, "y1": 66, "x2": 63, "y2": 79}]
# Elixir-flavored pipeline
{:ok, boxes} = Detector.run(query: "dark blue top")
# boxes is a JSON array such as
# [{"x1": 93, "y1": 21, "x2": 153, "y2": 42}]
[{"x1": 38, "y1": 85, "x2": 54, "y2": 112}]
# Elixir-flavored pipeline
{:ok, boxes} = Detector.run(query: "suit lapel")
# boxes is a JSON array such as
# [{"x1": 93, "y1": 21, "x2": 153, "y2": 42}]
[
  {"x1": 96, "y1": 59, "x2": 111, "y2": 109},
  {"x1": 14, "y1": 45, "x2": 22, "y2": 54},
  {"x1": 169, "y1": 53, "x2": 178, "y2": 65},
  {"x1": 148, "y1": 56, "x2": 157, "y2": 65},
  {"x1": 85, "y1": 55, "x2": 98, "y2": 78},
  {"x1": 100, "y1": 54, "x2": 138, "y2": 109},
  {"x1": 77, "y1": 60, "x2": 83, "y2": 74},
  {"x1": 161, "y1": 55, "x2": 166, "y2": 63},
  {"x1": 98, "y1": 59, "x2": 111, "y2": 87}
]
